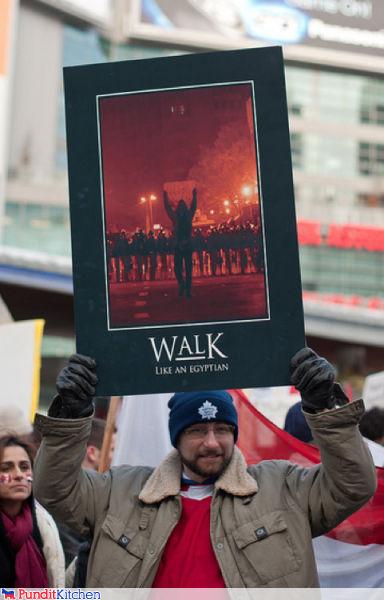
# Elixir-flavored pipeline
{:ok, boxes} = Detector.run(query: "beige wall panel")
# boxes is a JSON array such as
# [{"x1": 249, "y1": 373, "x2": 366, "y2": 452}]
[{"x1": 8, "y1": 3, "x2": 63, "y2": 181}]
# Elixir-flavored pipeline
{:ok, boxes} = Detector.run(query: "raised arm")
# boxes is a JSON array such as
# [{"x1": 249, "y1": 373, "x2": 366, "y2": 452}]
[
  {"x1": 190, "y1": 187, "x2": 197, "y2": 217},
  {"x1": 163, "y1": 190, "x2": 175, "y2": 221},
  {"x1": 286, "y1": 348, "x2": 376, "y2": 537},
  {"x1": 33, "y1": 355, "x2": 111, "y2": 537}
]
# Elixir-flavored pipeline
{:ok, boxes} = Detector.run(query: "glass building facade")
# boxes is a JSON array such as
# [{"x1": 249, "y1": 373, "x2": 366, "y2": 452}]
[
  {"x1": 6, "y1": 30, "x2": 384, "y2": 302},
  {"x1": 3, "y1": 7, "x2": 384, "y2": 298},
  {"x1": 285, "y1": 66, "x2": 384, "y2": 298},
  {"x1": 3, "y1": 21, "x2": 187, "y2": 259},
  {"x1": 286, "y1": 66, "x2": 384, "y2": 215}
]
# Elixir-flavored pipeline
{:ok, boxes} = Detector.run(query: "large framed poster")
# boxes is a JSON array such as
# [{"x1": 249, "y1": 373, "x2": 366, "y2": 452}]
[{"x1": 64, "y1": 46, "x2": 305, "y2": 395}]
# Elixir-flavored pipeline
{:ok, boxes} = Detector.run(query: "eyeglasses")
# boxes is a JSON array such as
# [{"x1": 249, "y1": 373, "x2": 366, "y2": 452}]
[{"x1": 183, "y1": 423, "x2": 235, "y2": 440}]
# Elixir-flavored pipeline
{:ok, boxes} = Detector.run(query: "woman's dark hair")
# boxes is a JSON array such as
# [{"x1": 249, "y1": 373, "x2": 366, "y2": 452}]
[{"x1": 0, "y1": 435, "x2": 34, "y2": 467}]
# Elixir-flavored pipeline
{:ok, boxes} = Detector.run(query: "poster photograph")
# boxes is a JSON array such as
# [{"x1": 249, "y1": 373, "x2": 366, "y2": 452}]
[
  {"x1": 99, "y1": 82, "x2": 268, "y2": 329},
  {"x1": 64, "y1": 46, "x2": 305, "y2": 395}
]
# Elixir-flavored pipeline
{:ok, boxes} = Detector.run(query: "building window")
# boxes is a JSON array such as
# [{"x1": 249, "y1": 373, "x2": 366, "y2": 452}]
[
  {"x1": 290, "y1": 132, "x2": 303, "y2": 169},
  {"x1": 288, "y1": 103, "x2": 302, "y2": 116},
  {"x1": 3, "y1": 202, "x2": 70, "y2": 256},
  {"x1": 55, "y1": 26, "x2": 110, "y2": 173},
  {"x1": 357, "y1": 193, "x2": 384, "y2": 208},
  {"x1": 358, "y1": 142, "x2": 384, "y2": 176},
  {"x1": 360, "y1": 104, "x2": 384, "y2": 125}
]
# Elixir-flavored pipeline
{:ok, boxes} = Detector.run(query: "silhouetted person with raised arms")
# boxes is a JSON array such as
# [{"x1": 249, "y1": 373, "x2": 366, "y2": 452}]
[{"x1": 163, "y1": 188, "x2": 197, "y2": 298}]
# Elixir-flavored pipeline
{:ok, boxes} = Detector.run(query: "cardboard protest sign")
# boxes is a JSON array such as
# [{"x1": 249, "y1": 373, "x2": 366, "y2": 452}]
[
  {"x1": 64, "y1": 46, "x2": 304, "y2": 395},
  {"x1": 0, "y1": 319, "x2": 45, "y2": 420}
]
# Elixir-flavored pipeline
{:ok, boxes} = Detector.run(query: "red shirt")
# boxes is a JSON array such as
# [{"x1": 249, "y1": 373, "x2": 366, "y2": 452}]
[{"x1": 153, "y1": 491, "x2": 226, "y2": 588}]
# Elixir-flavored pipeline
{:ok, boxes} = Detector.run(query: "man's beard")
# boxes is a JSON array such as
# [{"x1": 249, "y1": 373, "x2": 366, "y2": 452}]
[{"x1": 181, "y1": 452, "x2": 232, "y2": 480}]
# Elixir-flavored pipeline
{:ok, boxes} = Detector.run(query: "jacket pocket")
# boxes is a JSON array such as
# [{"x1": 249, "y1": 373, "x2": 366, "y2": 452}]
[
  {"x1": 232, "y1": 511, "x2": 301, "y2": 585},
  {"x1": 92, "y1": 515, "x2": 147, "y2": 587}
]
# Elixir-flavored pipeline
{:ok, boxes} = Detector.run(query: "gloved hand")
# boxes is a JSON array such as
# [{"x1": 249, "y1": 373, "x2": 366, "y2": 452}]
[
  {"x1": 49, "y1": 354, "x2": 98, "y2": 419},
  {"x1": 290, "y1": 347, "x2": 348, "y2": 413}
]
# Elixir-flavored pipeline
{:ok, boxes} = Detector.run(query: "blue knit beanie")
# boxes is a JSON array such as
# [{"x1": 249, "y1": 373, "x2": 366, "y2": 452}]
[
  {"x1": 284, "y1": 401, "x2": 313, "y2": 443},
  {"x1": 168, "y1": 390, "x2": 238, "y2": 447}
]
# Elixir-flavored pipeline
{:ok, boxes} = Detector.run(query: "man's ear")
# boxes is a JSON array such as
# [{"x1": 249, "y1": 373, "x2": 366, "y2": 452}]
[{"x1": 86, "y1": 445, "x2": 100, "y2": 467}]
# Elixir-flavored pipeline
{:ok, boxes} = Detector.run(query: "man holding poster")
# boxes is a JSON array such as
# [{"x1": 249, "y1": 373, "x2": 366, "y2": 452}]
[
  {"x1": 64, "y1": 47, "x2": 307, "y2": 396},
  {"x1": 33, "y1": 347, "x2": 376, "y2": 588}
]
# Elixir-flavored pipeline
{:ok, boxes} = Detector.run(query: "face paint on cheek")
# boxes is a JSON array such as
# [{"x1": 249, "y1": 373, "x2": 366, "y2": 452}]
[
  {"x1": 0, "y1": 474, "x2": 12, "y2": 484},
  {"x1": 25, "y1": 475, "x2": 33, "y2": 483}
]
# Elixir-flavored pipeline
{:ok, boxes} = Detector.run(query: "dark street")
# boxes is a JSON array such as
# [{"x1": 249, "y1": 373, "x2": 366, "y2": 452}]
[{"x1": 109, "y1": 273, "x2": 268, "y2": 328}]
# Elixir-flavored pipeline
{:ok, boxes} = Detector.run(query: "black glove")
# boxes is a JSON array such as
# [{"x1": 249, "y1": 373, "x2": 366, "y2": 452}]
[
  {"x1": 290, "y1": 347, "x2": 348, "y2": 413},
  {"x1": 49, "y1": 354, "x2": 98, "y2": 419}
]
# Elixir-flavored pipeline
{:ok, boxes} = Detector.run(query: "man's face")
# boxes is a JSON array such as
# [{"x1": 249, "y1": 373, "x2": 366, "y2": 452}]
[{"x1": 177, "y1": 421, "x2": 235, "y2": 483}]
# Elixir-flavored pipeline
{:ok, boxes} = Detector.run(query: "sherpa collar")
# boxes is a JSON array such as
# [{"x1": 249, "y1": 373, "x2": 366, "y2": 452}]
[{"x1": 139, "y1": 446, "x2": 258, "y2": 504}]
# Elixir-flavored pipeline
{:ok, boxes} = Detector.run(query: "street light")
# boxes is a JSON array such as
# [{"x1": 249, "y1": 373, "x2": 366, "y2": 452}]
[
  {"x1": 140, "y1": 194, "x2": 157, "y2": 231},
  {"x1": 242, "y1": 185, "x2": 252, "y2": 197}
]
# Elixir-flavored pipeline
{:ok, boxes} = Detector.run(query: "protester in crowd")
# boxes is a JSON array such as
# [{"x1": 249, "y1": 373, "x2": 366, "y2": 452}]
[
  {"x1": 163, "y1": 188, "x2": 197, "y2": 297},
  {"x1": 33, "y1": 348, "x2": 376, "y2": 588},
  {"x1": 359, "y1": 407, "x2": 384, "y2": 446},
  {"x1": 82, "y1": 417, "x2": 116, "y2": 471},
  {"x1": 284, "y1": 400, "x2": 314, "y2": 444},
  {"x1": 0, "y1": 435, "x2": 65, "y2": 587}
]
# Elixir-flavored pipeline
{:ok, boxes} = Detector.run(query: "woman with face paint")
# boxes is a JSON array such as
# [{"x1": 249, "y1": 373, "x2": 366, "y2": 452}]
[{"x1": 0, "y1": 436, "x2": 65, "y2": 587}]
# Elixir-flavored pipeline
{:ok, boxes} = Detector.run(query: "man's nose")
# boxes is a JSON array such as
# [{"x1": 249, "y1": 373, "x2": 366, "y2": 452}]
[{"x1": 203, "y1": 429, "x2": 221, "y2": 447}]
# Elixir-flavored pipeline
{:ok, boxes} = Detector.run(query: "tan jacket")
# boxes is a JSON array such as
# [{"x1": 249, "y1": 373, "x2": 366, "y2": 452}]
[{"x1": 34, "y1": 400, "x2": 376, "y2": 588}]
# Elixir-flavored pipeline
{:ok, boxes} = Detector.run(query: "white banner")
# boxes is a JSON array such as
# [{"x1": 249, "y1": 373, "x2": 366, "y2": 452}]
[
  {"x1": 0, "y1": 318, "x2": 45, "y2": 421},
  {"x1": 113, "y1": 393, "x2": 172, "y2": 467}
]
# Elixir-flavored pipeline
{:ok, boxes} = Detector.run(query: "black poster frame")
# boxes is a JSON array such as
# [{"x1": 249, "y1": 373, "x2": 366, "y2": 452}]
[{"x1": 64, "y1": 46, "x2": 305, "y2": 396}]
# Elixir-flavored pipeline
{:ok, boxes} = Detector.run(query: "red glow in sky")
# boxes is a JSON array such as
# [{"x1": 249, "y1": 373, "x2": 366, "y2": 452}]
[{"x1": 99, "y1": 83, "x2": 257, "y2": 231}]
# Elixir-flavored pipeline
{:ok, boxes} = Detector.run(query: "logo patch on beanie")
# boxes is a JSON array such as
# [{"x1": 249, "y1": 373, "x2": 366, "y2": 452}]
[{"x1": 198, "y1": 400, "x2": 218, "y2": 420}]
